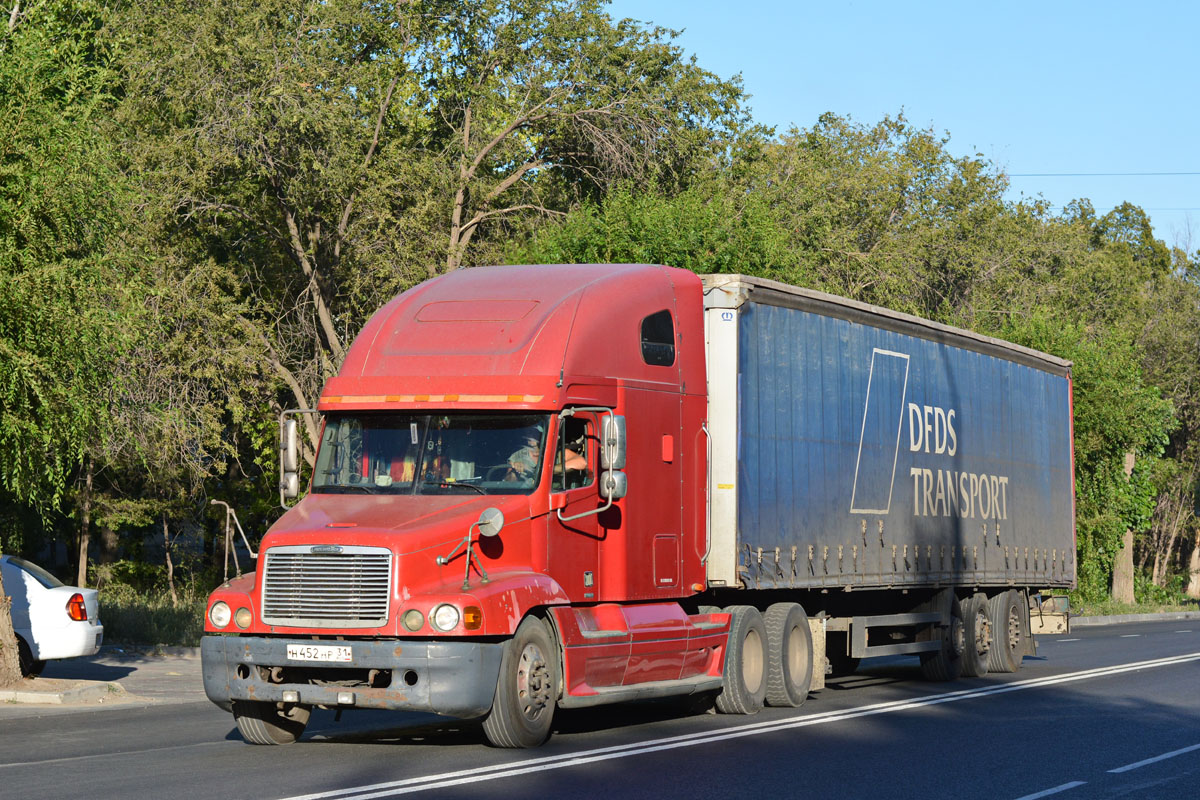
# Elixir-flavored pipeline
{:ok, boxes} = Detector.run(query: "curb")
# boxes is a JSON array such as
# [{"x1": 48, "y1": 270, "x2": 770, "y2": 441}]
[
  {"x1": 0, "y1": 680, "x2": 125, "y2": 705},
  {"x1": 1071, "y1": 610, "x2": 1200, "y2": 628}
]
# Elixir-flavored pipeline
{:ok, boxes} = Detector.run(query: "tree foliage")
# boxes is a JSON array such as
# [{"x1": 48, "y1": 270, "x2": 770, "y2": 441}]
[{"x1": 2, "y1": 0, "x2": 1199, "y2": 618}]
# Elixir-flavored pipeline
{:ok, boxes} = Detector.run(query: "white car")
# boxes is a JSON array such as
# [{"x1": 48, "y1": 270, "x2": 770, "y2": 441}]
[{"x1": 1, "y1": 555, "x2": 103, "y2": 677}]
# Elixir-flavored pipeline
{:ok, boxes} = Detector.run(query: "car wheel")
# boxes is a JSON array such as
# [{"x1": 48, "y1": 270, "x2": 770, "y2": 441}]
[{"x1": 16, "y1": 637, "x2": 44, "y2": 678}]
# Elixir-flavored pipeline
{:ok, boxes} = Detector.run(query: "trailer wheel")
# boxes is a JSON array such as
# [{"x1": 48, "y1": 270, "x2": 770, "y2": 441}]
[
  {"x1": 919, "y1": 593, "x2": 964, "y2": 681},
  {"x1": 482, "y1": 615, "x2": 559, "y2": 748},
  {"x1": 232, "y1": 701, "x2": 311, "y2": 745},
  {"x1": 715, "y1": 605, "x2": 767, "y2": 715},
  {"x1": 763, "y1": 603, "x2": 813, "y2": 707},
  {"x1": 987, "y1": 590, "x2": 1027, "y2": 673},
  {"x1": 961, "y1": 593, "x2": 992, "y2": 678}
]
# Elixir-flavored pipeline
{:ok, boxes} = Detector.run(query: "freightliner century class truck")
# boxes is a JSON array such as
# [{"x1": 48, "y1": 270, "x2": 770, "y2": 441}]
[{"x1": 202, "y1": 264, "x2": 1075, "y2": 746}]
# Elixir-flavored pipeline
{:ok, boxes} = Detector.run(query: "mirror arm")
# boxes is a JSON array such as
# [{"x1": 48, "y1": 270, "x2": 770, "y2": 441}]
[{"x1": 554, "y1": 406, "x2": 620, "y2": 523}]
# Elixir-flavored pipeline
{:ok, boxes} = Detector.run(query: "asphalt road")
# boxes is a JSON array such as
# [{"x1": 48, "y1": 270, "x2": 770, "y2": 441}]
[{"x1": 1, "y1": 619, "x2": 1198, "y2": 800}]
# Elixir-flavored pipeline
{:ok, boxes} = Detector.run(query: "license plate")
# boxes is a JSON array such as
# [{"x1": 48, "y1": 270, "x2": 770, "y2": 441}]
[{"x1": 286, "y1": 644, "x2": 352, "y2": 663}]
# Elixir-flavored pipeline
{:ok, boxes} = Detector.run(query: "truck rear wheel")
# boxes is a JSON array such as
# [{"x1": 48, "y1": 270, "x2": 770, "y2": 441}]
[
  {"x1": 482, "y1": 616, "x2": 559, "y2": 748},
  {"x1": 763, "y1": 602, "x2": 813, "y2": 707},
  {"x1": 232, "y1": 701, "x2": 310, "y2": 745},
  {"x1": 715, "y1": 605, "x2": 767, "y2": 715},
  {"x1": 987, "y1": 590, "x2": 1027, "y2": 673},
  {"x1": 919, "y1": 593, "x2": 964, "y2": 682},
  {"x1": 961, "y1": 593, "x2": 992, "y2": 678}
]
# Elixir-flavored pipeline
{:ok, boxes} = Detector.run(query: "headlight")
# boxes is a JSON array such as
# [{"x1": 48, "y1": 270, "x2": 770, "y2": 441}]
[
  {"x1": 430, "y1": 604, "x2": 460, "y2": 632},
  {"x1": 209, "y1": 601, "x2": 232, "y2": 628},
  {"x1": 402, "y1": 609, "x2": 425, "y2": 632},
  {"x1": 234, "y1": 607, "x2": 252, "y2": 629}
]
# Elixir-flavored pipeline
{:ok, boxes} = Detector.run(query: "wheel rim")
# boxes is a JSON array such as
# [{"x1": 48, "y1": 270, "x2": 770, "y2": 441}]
[
  {"x1": 743, "y1": 628, "x2": 764, "y2": 693},
  {"x1": 516, "y1": 641, "x2": 552, "y2": 722},
  {"x1": 950, "y1": 614, "x2": 965, "y2": 657},
  {"x1": 1005, "y1": 605, "x2": 1021, "y2": 652},
  {"x1": 974, "y1": 607, "x2": 992, "y2": 656}
]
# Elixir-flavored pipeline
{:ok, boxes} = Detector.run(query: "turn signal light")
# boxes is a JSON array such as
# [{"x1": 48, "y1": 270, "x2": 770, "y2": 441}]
[
  {"x1": 463, "y1": 606, "x2": 483, "y2": 630},
  {"x1": 66, "y1": 593, "x2": 87, "y2": 622}
]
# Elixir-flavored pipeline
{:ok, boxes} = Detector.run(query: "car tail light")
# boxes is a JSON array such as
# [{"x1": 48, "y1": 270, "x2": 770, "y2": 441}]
[{"x1": 66, "y1": 593, "x2": 88, "y2": 622}]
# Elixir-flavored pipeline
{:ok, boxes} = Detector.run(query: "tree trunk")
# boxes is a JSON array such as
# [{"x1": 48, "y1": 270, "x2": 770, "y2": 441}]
[
  {"x1": 1187, "y1": 529, "x2": 1200, "y2": 599},
  {"x1": 0, "y1": 573, "x2": 23, "y2": 687},
  {"x1": 163, "y1": 513, "x2": 178, "y2": 607},
  {"x1": 1110, "y1": 452, "x2": 1136, "y2": 604},
  {"x1": 76, "y1": 457, "x2": 93, "y2": 587}
]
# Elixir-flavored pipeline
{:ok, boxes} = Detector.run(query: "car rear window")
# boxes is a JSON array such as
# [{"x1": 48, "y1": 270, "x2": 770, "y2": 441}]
[{"x1": 8, "y1": 557, "x2": 65, "y2": 589}]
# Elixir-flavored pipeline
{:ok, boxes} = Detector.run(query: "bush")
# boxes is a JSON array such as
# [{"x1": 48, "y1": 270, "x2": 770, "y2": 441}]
[{"x1": 98, "y1": 584, "x2": 206, "y2": 646}]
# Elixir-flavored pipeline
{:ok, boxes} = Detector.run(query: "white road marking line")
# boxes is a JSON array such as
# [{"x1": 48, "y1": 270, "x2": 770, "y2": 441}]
[
  {"x1": 1013, "y1": 780, "x2": 1087, "y2": 800},
  {"x1": 1108, "y1": 742, "x2": 1200, "y2": 773},
  {"x1": 1176, "y1": 630, "x2": 1193, "y2": 633},
  {"x1": 1119, "y1": 634, "x2": 1141, "y2": 638},
  {"x1": 280, "y1": 651, "x2": 1200, "y2": 800},
  {"x1": 1056, "y1": 638, "x2": 1080, "y2": 642}
]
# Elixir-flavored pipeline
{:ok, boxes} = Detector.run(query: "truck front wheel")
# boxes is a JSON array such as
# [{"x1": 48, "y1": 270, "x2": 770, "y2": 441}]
[
  {"x1": 715, "y1": 605, "x2": 767, "y2": 714},
  {"x1": 482, "y1": 616, "x2": 559, "y2": 748},
  {"x1": 232, "y1": 700, "x2": 310, "y2": 745}
]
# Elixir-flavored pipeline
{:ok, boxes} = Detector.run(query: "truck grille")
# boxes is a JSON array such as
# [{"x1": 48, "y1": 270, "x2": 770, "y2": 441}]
[{"x1": 260, "y1": 545, "x2": 392, "y2": 628}]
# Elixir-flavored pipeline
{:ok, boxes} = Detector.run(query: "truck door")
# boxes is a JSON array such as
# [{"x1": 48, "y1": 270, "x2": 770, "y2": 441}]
[{"x1": 547, "y1": 411, "x2": 601, "y2": 600}]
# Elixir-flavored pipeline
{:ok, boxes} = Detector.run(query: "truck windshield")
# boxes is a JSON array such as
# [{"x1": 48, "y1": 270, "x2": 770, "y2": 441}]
[{"x1": 312, "y1": 413, "x2": 551, "y2": 495}]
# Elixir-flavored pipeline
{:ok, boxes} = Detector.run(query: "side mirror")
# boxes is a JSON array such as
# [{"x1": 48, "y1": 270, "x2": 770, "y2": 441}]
[
  {"x1": 600, "y1": 414, "x2": 627, "y2": 470},
  {"x1": 477, "y1": 507, "x2": 504, "y2": 537},
  {"x1": 281, "y1": 419, "x2": 300, "y2": 472},
  {"x1": 280, "y1": 418, "x2": 300, "y2": 501},
  {"x1": 278, "y1": 409, "x2": 317, "y2": 509},
  {"x1": 600, "y1": 469, "x2": 628, "y2": 501}
]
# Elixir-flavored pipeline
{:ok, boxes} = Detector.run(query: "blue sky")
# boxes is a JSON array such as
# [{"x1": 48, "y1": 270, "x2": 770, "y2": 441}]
[{"x1": 606, "y1": 0, "x2": 1199, "y2": 249}]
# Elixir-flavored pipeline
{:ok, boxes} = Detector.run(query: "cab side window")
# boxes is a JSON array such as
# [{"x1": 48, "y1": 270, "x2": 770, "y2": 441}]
[
  {"x1": 552, "y1": 416, "x2": 593, "y2": 491},
  {"x1": 641, "y1": 309, "x2": 675, "y2": 366}
]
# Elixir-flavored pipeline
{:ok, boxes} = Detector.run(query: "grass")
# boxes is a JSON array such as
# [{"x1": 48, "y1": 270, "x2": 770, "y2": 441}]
[
  {"x1": 1070, "y1": 597, "x2": 1199, "y2": 618},
  {"x1": 98, "y1": 587, "x2": 207, "y2": 647}
]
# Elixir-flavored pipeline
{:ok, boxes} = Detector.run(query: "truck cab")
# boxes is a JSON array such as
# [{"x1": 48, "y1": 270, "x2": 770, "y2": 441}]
[{"x1": 201, "y1": 264, "x2": 726, "y2": 746}]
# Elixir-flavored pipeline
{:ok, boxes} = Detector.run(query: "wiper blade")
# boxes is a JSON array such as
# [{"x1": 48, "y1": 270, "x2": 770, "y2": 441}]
[
  {"x1": 428, "y1": 480, "x2": 487, "y2": 495},
  {"x1": 316, "y1": 484, "x2": 376, "y2": 494}
]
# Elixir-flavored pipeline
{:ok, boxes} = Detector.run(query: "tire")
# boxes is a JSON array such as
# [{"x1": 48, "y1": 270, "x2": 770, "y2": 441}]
[
  {"x1": 988, "y1": 590, "x2": 1027, "y2": 673},
  {"x1": 763, "y1": 603, "x2": 813, "y2": 708},
  {"x1": 16, "y1": 637, "x2": 45, "y2": 678},
  {"x1": 920, "y1": 593, "x2": 964, "y2": 682},
  {"x1": 961, "y1": 593, "x2": 991, "y2": 678},
  {"x1": 825, "y1": 633, "x2": 860, "y2": 678},
  {"x1": 715, "y1": 605, "x2": 767, "y2": 715},
  {"x1": 232, "y1": 701, "x2": 311, "y2": 745},
  {"x1": 482, "y1": 616, "x2": 559, "y2": 748}
]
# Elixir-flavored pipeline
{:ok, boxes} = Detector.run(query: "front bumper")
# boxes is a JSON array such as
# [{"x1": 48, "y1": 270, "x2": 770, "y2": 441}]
[{"x1": 201, "y1": 635, "x2": 503, "y2": 719}]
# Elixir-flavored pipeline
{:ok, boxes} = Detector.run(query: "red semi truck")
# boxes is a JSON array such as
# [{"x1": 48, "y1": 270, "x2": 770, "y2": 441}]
[{"x1": 202, "y1": 264, "x2": 1075, "y2": 746}]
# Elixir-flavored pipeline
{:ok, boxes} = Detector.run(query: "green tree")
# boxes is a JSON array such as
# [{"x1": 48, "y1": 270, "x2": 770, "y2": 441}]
[
  {"x1": 0, "y1": 0, "x2": 132, "y2": 683},
  {"x1": 117, "y1": 0, "x2": 753, "y2": 461}
]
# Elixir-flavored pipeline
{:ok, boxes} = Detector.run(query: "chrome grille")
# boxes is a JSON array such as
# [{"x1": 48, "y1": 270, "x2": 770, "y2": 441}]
[{"x1": 261, "y1": 545, "x2": 392, "y2": 628}]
